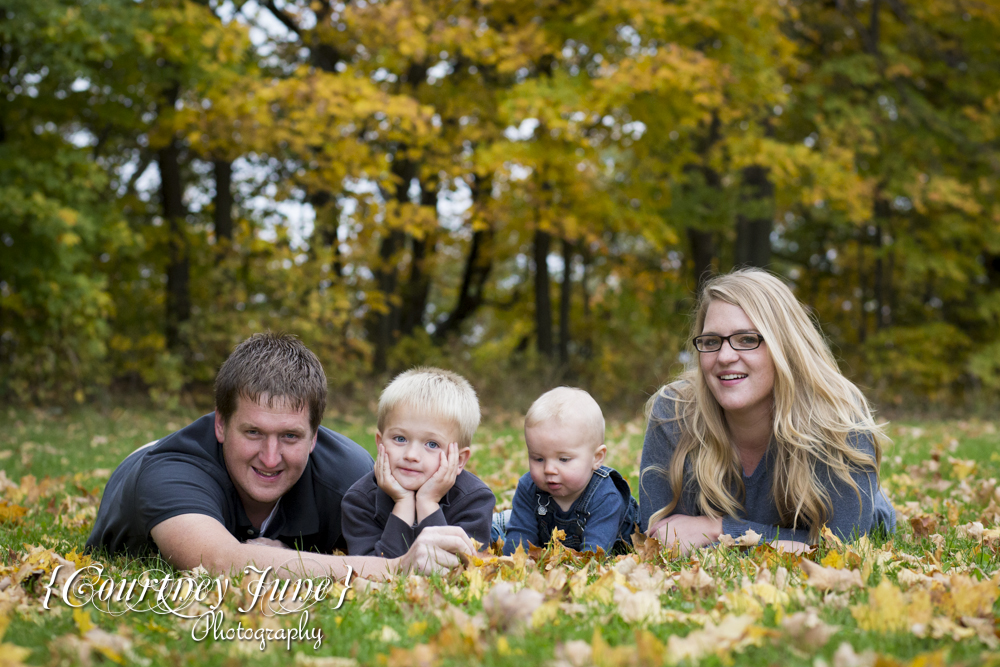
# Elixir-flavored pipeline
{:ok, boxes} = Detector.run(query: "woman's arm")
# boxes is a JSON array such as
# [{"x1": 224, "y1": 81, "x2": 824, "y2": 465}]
[
  {"x1": 638, "y1": 392, "x2": 684, "y2": 531},
  {"x1": 818, "y1": 432, "x2": 889, "y2": 541}
]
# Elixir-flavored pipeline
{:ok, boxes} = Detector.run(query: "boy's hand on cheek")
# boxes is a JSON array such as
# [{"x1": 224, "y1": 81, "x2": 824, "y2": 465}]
[
  {"x1": 375, "y1": 443, "x2": 413, "y2": 503},
  {"x1": 376, "y1": 443, "x2": 417, "y2": 525},
  {"x1": 415, "y1": 442, "x2": 460, "y2": 522}
]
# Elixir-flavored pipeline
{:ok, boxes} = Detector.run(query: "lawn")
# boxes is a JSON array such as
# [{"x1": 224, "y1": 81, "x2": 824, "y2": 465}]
[{"x1": 1, "y1": 405, "x2": 999, "y2": 666}]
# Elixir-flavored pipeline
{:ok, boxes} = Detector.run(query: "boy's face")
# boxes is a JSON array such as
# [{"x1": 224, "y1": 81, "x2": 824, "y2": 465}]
[
  {"x1": 525, "y1": 419, "x2": 606, "y2": 511},
  {"x1": 377, "y1": 403, "x2": 468, "y2": 492}
]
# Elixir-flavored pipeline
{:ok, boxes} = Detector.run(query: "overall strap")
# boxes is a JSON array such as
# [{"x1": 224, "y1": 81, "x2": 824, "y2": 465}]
[{"x1": 573, "y1": 467, "x2": 612, "y2": 526}]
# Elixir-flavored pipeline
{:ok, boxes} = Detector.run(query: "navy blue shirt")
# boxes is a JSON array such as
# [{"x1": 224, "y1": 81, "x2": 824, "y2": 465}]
[
  {"x1": 86, "y1": 413, "x2": 374, "y2": 555},
  {"x1": 639, "y1": 390, "x2": 896, "y2": 542},
  {"x1": 341, "y1": 470, "x2": 495, "y2": 557},
  {"x1": 502, "y1": 470, "x2": 626, "y2": 555}
]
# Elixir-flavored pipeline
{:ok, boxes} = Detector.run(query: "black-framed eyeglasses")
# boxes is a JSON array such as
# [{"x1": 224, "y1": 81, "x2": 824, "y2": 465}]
[{"x1": 692, "y1": 333, "x2": 765, "y2": 353}]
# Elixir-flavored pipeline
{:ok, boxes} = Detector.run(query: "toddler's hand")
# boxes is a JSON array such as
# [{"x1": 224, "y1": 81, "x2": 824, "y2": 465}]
[
  {"x1": 375, "y1": 443, "x2": 413, "y2": 503},
  {"x1": 415, "y1": 442, "x2": 461, "y2": 506}
]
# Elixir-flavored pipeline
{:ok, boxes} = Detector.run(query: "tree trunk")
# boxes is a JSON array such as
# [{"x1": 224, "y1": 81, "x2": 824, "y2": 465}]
[
  {"x1": 686, "y1": 228, "x2": 716, "y2": 293},
  {"x1": 435, "y1": 227, "x2": 493, "y2": 340},
  {"x1": 534, "y1": 229, "x2": 554, "y2": 358},
  {"x1": 559, "y1": 238, "x2": 572, "y2": 366},
  {"x1": 213, "y1": 159, "x2": 233, "y2": 245},
  {"x1": 434, "y1": 176, "x2": 494, "y2": 340},
  {"x1": 159, "y1": 136, "x2": 190, "y2": 350},
  {"x1": 369, "y1": 158, "x2": 416, "y2": 371},
  {"x1": 857, "y1": 229, "x2": 867, "y2": 344},
  {"x1": 371, "y1": 229, "x2": 405, "y2": 372},
  {"x1": 400, "y1": 179, "x2": 437, "y2": 336},
  {"x1": 734, "y1": 165, "x2": 774, "y2": 269}
]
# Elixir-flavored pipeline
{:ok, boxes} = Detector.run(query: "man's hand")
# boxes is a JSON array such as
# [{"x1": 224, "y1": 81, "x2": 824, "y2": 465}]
[
  {"x1": 415, "y1": 442, "x2": 460, "y2": 523},
  {"x1": 394, "y1": 526, "x2": 475, "y2": 576},
  {"x1": 647, "y1": 514, "x2": 722, "y2": 555}
]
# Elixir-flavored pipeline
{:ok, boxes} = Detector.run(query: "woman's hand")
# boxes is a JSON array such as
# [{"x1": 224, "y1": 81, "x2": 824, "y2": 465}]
[{"x1": 647, "y1": 514, "x2": 723, "y2": 555}]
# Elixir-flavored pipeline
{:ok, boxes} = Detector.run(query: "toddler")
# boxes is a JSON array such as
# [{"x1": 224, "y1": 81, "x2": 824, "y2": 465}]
[{"x1": 497, "y1": 387, "x2": 639, "y2": 555}]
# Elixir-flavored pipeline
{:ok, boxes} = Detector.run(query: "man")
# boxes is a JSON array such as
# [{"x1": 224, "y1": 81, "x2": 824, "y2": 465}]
[{"x1": 86, "y1": 332, "x2": 473, "y2": 578}]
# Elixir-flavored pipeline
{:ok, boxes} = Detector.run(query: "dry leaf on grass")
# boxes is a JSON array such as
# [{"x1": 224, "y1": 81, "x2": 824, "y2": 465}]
[
  {"x1": 799, "y1": 559, "x2": 863, "y2": 592},
  {"x1": 780, "y1": 609, "x2": 840, "y2": 650},
  {"x1": 719, "y1": 529, "x2": 763, "y2": 548},
  {"x1": 481, "y1": 582, "x2": 543, "y2": 631},
  {"x1": 613, "y1": 587, "x2": 663, "y2": 624},
  {"x1": 551, "y1": 639, "x2": 591, "y2": 667},
  {"x1": 677, "y1": 565, "x2": 714, "y2": 596},
  {"x1": 665, "y1": 614, "x2": 762, "y2": 665},
  {"x1": 828, "y1": 641, "x2": 876, "y2": 667}
]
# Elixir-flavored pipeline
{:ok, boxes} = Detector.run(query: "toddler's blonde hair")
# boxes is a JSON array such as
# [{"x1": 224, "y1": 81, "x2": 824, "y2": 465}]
[{"x1": 525, "y1": 387, "x2": 605, "y2": 450}]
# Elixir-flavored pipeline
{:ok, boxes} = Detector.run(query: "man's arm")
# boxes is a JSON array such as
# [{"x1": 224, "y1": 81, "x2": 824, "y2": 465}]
[{"x1": 150, "y1": 513, "x2": 473, "y2": 579}]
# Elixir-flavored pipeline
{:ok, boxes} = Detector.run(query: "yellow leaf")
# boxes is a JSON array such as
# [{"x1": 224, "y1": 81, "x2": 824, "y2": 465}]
[
  {"x1": 821, "y1": 550, "x2": 846, "y2": 569},
  {"x1": 0, "y1": 642, "x2": 32, "y2": 666},
  {"x1": 0, "y1": 502, "x2": 27, "y2": 524},
  {"x1": 530, "y1": 599, "x2": 561, "y2": 629},
  {"x1": 73, "y1": 608, "x2": 94, "y2": 636}
]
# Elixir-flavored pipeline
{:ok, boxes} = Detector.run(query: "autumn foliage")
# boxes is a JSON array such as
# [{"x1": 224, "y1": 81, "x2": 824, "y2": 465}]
[{"x1": 3, "y1": 0, "x2": 1000, "y2": 410}]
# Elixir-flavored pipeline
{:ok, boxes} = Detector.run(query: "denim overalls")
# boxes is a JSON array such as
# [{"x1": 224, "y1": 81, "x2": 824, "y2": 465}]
[{"x1": 532, "y1": 466, "x2": 640, "y2": 554}]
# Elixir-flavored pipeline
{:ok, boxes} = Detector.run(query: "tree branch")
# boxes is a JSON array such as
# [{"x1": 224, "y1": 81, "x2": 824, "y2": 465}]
[{"x1": 263, "y1": 0, "x2": 302, "y2": 36}]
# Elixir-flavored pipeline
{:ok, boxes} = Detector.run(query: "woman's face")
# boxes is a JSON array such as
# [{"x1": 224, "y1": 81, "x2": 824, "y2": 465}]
[{"x1": 699, "y1": 300, "x2": 776, "y2": 420}]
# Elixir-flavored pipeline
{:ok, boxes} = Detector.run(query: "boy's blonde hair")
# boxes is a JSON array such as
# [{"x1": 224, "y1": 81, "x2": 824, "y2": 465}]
[
  {"x1": 377, "y1": 367, "x2": 481, "y2": 448},
  {"x1": 524, "y1": 387, "x2": 605, "y2": 449}
]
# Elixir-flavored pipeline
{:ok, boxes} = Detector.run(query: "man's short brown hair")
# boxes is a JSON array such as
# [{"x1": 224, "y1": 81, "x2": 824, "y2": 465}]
[{"x1": 215, "y1": 332, "x2": 327, "y2": 432}]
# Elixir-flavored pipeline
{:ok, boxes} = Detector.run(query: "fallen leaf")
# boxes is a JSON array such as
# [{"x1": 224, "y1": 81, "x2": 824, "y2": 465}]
[
  {"x1": 799, "y1": 559, "x2": 863, "y2": 592},
  {"x1": 614, "y1": 587, "x2": 663, "y2": 624},
  {"x1": 780, "y1": 609, "x2": 840, "y2": 650},
  {"x1": 677, "y1": 565, "x2": 714, "y2": 596},
  {"x1": 665, "y1": 614, "x2": 762, "y2": 665},
  {"x1": 830, "y1": 641, "x2": 876, "y2": 667},
  {"x1": 0, "y1": 503, "x2": 26, "y2": 524},
  {"x1": 481, "y1": 582, "x2": 543, "y2": 631}
]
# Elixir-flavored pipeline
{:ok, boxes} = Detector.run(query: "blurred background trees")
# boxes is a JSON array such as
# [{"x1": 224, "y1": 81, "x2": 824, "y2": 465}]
[{"x1": 2, "y1": 0, "x2": 999, "y2": 411}]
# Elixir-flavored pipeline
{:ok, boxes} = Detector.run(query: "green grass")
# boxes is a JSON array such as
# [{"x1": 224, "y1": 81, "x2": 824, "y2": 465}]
[{"x1": 2, "y1": 407, "x2": 1000, "y2": 666}]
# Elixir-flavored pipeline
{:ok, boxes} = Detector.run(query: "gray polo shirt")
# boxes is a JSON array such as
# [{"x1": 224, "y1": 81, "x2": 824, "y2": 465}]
[{"x1": 86, "y1": 413, "x2": 374, "y2": 555}]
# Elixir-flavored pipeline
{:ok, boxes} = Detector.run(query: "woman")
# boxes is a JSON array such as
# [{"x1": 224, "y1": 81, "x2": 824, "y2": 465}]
[{"x1": 640, "y1": 269, "x2": 895, "y2": 553}]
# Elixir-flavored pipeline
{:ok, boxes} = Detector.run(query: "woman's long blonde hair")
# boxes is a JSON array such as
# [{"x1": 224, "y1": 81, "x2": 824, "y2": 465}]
[{"x1": 645, "y1": 269, "x2": 886, "y2": 541}]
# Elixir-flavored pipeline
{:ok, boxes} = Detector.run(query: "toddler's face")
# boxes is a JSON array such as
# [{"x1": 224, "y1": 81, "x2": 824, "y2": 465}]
[
  {"x1": 525, "y1": 420, "x2": 605, "y2": 511},
  {"x1": 377, "y1": 404, "x2": 463, "y2": 492}
]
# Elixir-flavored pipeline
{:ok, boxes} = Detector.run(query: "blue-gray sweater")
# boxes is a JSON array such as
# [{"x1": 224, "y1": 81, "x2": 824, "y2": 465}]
[{"x1": 639, "y1": 391, "x2": 896, "y2": 542}]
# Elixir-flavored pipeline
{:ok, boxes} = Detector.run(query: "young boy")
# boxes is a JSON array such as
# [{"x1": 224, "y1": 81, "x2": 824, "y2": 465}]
[
  {"x1": 341, "y1": 367, "x2": 495, "y2": 557},
  {"x1": 497, "y1": 387, "x2": 639, "y2": 556}
]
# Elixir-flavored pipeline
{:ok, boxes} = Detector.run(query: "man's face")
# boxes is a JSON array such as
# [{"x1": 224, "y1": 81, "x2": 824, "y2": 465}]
[{"x1": 215, "y1": 395, "x2": 316, "y2": 522}]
